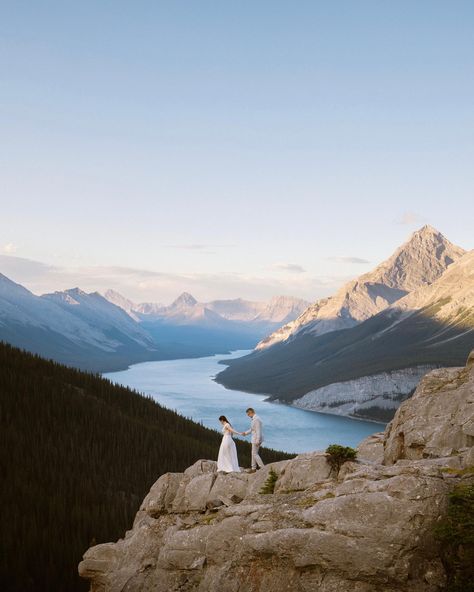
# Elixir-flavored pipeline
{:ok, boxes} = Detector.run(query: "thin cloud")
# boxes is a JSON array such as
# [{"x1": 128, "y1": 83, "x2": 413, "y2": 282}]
[
  {"x1": 327, "y1": 256, "x2": 370, "y2": 264},
  {"x1": 0, "y1": 254, "x2": 348, "y2": 303},
  {"x1": 2, "y1": 243, "x2": 17, "y2": 254},
  {"x1": 164, "y1": 243, "x2": 235, "y2": 251},
  {"x1": 273, "y1": 263, "x2": 307, "y2": 273},
  {"x1": 396, "y1": 212, "x2": 426, "y2": 225}
]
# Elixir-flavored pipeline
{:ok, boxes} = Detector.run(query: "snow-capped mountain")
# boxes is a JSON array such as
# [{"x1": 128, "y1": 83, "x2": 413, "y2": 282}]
[
  {"x1": 253, "y1": 296, "x2": 311, "y2": 324},
  {"x1": 103, "y1": 290, "x2": 309, "y2": 328},
  {"x1": 0, "y1": 275, "x2": 158, "y2": 371},
  {"x1": 134, "y1": 302, "x2": 166, "y2": 315},
  {"x1": 104, "y1": 291, "x2": 225, "y2": 326},
  {"x1": 216, "y1": 247, "x2": 474, "y2": 421},
  {"x1": 42, "y1": 288, "x2": 154, "y2": 348},
  {"x1": 257, "y1": 225, "x2": 465, "y2": 350},
  {"x1": 103, "y1": 289, "x2": 142, "y2": 321},
  {"x1": 202, "y1": 298, "x2": 264, "y2": 321},
  {"x1": 0, "y1": 274, "x2": 116, "y2": 350},
  {"x1": 170, "y1": 292, "x2": 198, "y2": 309},
  {"x1": 204, "y1": 296, "x2": 309, "y2": 323}
]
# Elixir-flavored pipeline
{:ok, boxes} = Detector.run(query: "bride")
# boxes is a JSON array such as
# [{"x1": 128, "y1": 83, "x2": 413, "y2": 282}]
[{"x1": 217, "y1": 415, "x2": 242, "y2": 472}]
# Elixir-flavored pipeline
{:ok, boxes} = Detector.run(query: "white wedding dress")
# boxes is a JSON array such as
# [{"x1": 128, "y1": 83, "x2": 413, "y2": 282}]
[{"x1": 217, "y1": 423, "x2": 241, "y2": 472}]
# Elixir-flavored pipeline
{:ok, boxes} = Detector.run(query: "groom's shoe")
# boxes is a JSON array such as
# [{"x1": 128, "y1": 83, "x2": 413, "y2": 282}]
[{"x1": 246, "y1": 468, "x2": 256, "y2": 473}]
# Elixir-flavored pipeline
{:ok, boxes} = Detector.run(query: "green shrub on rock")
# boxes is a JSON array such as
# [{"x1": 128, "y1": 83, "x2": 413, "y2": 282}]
[
  {"x1": 260, "y1": 467, "x2": 278, "y2": 494},
  {"x1": 325, "y1": 444, "x2": 357, "y2": 476}
]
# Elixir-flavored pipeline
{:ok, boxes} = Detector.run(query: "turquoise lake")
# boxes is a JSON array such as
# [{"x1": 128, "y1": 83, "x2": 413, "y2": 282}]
[{"x1": 105, "y1": 350, "x2": 383, "y2": 454}]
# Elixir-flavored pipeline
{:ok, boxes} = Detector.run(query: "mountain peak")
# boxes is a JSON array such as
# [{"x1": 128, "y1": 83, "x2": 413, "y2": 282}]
[
  {"x1": 414, "y1": 223, "x2": 439, "y2": 236},
  {"x1": 256, "y1": 227, "x2": 466, "y2": 350},
  {"x1": 405, "y1": 224, "x2": 445, "y2": 244},
  {"x1": 104, "y1": 289, "x2": 126, "y2": 300},
  {"x1": 171, "y1": 292, "x2": 197, "y2": 308},
  {"x1": 65, "y1": 287, "x2": 88, "y2": 297},
  {"x1": 368, "y1": 226, "x2": 465, "y2": 292}
]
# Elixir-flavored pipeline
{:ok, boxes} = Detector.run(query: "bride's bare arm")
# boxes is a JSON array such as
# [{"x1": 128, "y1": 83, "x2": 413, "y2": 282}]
[{"x1": 225, "y1": 423, "x2": 243, "y2": 435}]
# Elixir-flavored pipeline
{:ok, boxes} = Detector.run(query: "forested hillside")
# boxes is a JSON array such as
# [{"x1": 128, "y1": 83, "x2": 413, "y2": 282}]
[{"x1": 0, "y1": 342, "x2": 292, "y2": 592}]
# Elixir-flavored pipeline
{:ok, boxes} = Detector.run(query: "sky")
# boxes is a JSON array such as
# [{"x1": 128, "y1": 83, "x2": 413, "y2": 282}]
[{"x1": 1, "y1": 1, "x2": 473, "y2": 303}]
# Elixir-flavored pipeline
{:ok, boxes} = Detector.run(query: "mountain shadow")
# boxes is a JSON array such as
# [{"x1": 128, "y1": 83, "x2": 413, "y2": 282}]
[{"x1": 215, "y1": 301, "x2": 474, "y2": 401}]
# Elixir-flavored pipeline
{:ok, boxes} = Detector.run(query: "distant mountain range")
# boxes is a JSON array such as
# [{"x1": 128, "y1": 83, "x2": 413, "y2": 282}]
[
  {"x1": 103, "y1": 290, "x2": 310, "y2": 362},
  {"x1": 2, "y1": 225, "x2": 472, "y2": 409},
  {"x1": 104, "y1": 290, "x2": 309, "y2": 326},
  {"x1": 216, "y1": 226, "x2": 474, "y2": 421},
  {"x1": 0, "y1": 273, "x2": 307, "y2": 371},
  {"x1": 0, "y1": 277, "x2": 160, "y2": 371}
]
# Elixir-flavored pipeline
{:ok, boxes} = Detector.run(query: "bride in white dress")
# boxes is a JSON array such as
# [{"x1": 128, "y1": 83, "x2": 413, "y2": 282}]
[{"x1": 217, "y1": 415, "x2": 242, "y2": 472}]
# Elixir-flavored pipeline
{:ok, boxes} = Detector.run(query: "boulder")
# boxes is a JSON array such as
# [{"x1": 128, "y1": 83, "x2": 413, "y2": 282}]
[
  {"x1": 274, "y1": 452, "x2": 331, "y2": 492},
  {"x1": 356, "y1": 432, "x2": 385, "y2": 463},
  {"x1": 172, "y1": 472, "x2": 217, "y2": 513},
  {"x1": 384, "y1": 362, "x2": 474, "y2": 464},
  {"x1": 142, "y1": 472, "x2": 182, "y2": 518},
  {"x1": 208, "y1": 471, "x2": 249, "y2": 505},
  {"x1": 466, "y1": 349, "x2": 474, "y2": 368},
  {"x1": 184, "y1": 459, "x2": 218, "y2": 478}
]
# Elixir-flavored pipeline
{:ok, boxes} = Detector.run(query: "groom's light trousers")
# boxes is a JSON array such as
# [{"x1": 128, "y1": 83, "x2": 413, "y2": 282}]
[{"x1": 251, "y1": 443, "x2": 264, "y2": 470}]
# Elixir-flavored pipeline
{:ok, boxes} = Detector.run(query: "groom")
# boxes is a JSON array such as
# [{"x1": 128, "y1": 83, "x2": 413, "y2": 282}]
[{"x1": 242, "y1": 408, "x2": 264, "y2": 473}]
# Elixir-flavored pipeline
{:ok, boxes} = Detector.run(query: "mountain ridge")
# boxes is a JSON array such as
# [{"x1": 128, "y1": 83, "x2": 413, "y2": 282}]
[
  {"x1": 216, "y1": 243, "x2": 473, "y2": 420},
  {"x1": 103, "y1": 290, "x2": 309, "y2": 327},
  {"x1": 0, "y1": 270, "x2": 308, "y2": 371},
  {"x1": 257, "y1": 225, "x2": 465, "y2": 350}
]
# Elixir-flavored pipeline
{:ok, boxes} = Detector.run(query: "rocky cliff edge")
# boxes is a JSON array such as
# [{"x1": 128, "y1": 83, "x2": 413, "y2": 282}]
[{"x1": 79, "y1": 351, "x2": 474, "y2": 592}]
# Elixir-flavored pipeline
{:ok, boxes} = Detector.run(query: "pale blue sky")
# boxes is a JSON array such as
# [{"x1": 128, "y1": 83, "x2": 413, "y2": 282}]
[{"x1": 1, "y1": 1, "x2": 473, "y2": 302}]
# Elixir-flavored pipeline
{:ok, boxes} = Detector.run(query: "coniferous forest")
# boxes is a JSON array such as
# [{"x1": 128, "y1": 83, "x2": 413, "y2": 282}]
[{"x1": 0, "y1": 342, "x2": 293, "y2": 592}]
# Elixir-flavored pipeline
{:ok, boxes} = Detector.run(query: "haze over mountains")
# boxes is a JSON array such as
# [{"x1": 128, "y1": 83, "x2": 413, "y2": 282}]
[
  {"x1": 103, "y1": 290, "x2": 310, "y2": 361},
  {"x1": 216, "y1": 226, "x2": 474, "y2": 421},
  {"x1": 104, "y1": 290, "x2": 309, "y2": 326},
  {"x1": 0, "y1": 272, "x2": 307, "y2": 371},
  {"x1": 1, "y1": 225, "x2": 472, "y2": 413}
]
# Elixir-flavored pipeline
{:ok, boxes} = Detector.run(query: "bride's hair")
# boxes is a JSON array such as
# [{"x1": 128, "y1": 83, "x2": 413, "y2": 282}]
[{"x1": 219, "y1": 415, "x2": 231, "y2": 426}]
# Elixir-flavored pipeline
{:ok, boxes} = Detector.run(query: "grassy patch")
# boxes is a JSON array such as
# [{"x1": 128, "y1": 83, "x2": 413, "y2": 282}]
[
  {"x1": 200, "y1": 514, "x2": 217, "y2": 525},
  {"x1": 296, "y1": 491, "x2": 335, "y2": 509},
  {"x1": 441, "y1": 467, "x2": 474, "y2": 476}
]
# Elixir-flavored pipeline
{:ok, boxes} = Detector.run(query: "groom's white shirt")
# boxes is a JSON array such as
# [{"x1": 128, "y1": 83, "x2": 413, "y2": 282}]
[{"x1": 250, "y1": 415, "x2": 263, "y2": 444}]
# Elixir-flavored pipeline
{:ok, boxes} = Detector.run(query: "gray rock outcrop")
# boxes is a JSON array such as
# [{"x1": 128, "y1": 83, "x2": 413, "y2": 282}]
[
  {"x1": 79, "y1": 352, "x2": 474, "y2": 592},
  {"x1": 384, "y1": 359, "x2": 474, "y2": 465}
]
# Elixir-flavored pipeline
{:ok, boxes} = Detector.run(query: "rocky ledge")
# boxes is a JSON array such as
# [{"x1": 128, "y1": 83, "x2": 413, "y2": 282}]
[{"x1": 79, "y1": 352, "x2": 474, "y2": 592}]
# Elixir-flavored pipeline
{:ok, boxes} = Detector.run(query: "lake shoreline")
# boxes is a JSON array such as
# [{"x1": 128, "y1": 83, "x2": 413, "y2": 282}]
[
  {"x1": 269, "y1": 397, "x2": 386, "y2": 426},
  {"x1": 104, "y1": 350, "x2": 380, "y2": 454}
]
